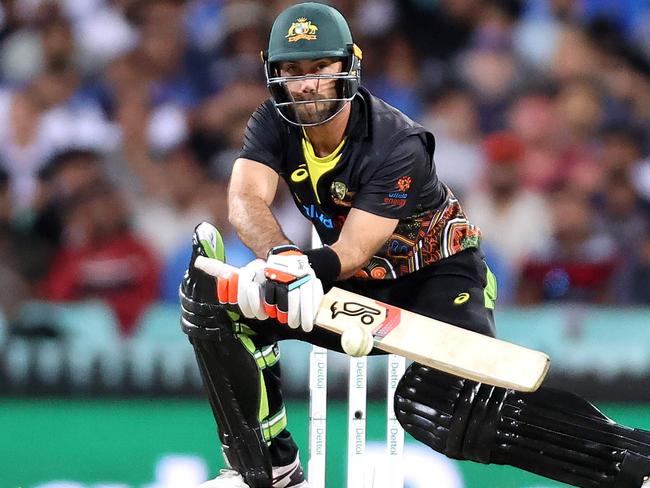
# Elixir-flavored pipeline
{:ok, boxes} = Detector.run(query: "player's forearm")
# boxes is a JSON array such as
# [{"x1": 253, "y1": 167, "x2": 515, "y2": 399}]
[
  {"x1": 330, "y1": 241, "x2": 373, "y2": 280},
  {"x1": 229, "y1": 194, "x2": 291, "y2": 258}
]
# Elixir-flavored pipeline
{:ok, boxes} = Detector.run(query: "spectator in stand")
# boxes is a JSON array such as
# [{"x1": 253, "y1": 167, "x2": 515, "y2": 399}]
[
  {"x1": 595, "y1": 172, "x2": 648, "y2": 303},
  {"x1": 0, "y1": 168, "x2": 45, "y2": 320},
  {"x1": 552, "y1": 77, "x2": 605, "y2": 195},
  {"x1": 549, "y1": 26, "x2": 601, "y2": 82},
  {"x1": 633, "y1": 156, "x2": 650, "y2": 218},
  {"x1": 598, "y1": 124, "x2": 645, "y2": 177},
  {"x1": 421, "y1": 83, "x2": 483, "y2": 199},
  {"x1": 158, "y1": 172, "x2": 256, "y2": 304},
  {"x1": 39, "y1": 179, "x2": 159, "y2": 336},
  {"x1": 464, "y1": 132, "x2": 552, "y2": 303},
  {"x1": 396, "y1": 0, "x2": 479, "y2": 61},
  {"x1": 517, "y1": 184, "x2": 620, "y2": 304},
  {"x1": 588, "y1": 20, "x2": 650, "y2": 132},
  {"x1": 596, "y1": 173, "x2": 648, "y2": 249},
  {"x1": 209, "y1": 1, "x2": 269, "y2": 92},
  {"x1": 0, "y1": 86, "x2": 51, "y2": 214},
  {"x1": 133, "y1": 142, "x2": 221, "y2": 261},
  {"x1": 363, "y1": 33, "x2": 423, "y2": 119},
  {"x1": 193, "y1": 80, "x2": 268, "y2": 173},
  {"x1": 457, "y1": 31, "x2": 525, "y2": 133},
  {"x1": 135, "y1": 0, "x2": 201, "y2": 108},
  {"x1": 507, "y1": 87, "x2": 563, "y2": 191},
  {"x1": 628, "y1": 231, "x2": 650, "y2": 304},
  {"x1": 72, "y1": 0, "x2": 139, "y2": 73},
  {"x1": 34, "y1": 148, "x2": 106, "y2": 247}
]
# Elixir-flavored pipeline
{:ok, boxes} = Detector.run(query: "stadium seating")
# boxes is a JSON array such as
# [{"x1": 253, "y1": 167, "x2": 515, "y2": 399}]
[
  {"x1": 2, "y1": 300, "x2": 650, "y2": 396},
  {"x1": 129, "y1": 302, "x2": 201, "y2": 391},
  {"x1": 0, "y1": 308, "x2": 6, "y2": 347},
  {"x1": 561, "y1": 309, "x2": 650, "y2": 378},
  {"x1": 11, "y1": 299, "x2": 124, "y2": 389}
]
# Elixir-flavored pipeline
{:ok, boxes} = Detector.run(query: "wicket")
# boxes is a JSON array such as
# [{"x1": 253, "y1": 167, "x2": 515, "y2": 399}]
[
  {"x1": 307, "y1": 348, "x2": 407, "y2": 487},
  {"x1": 307, "y1": 229, "x2": 407, "y2": 487}
]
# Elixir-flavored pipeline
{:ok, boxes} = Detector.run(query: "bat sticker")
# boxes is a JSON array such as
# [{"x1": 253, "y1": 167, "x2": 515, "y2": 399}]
[{"x1": 330, "y1": 301, "x2": 382, "y2": 325}]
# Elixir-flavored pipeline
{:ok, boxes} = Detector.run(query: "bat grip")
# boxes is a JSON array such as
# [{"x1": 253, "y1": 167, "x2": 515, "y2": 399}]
[{"x1": 194, "y1": 255, "x2": 240, "y2": 277}]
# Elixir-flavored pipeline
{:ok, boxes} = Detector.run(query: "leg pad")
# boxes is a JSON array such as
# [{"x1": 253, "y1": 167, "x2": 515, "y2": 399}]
[{"x1": 395, "y1": 363, "x2": 650, "y2": 488}]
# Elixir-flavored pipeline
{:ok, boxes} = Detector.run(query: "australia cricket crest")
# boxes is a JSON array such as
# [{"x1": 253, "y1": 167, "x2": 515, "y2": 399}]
[
  {"x1": 330, "y1": 180, "x2": 355, "y2": 207},
  {"x1": 286, "y1": 17, "x2": 318, "y2": 42}
]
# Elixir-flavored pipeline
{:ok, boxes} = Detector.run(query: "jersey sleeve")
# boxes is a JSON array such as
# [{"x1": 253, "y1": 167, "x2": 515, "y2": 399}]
[
  {"x1": 238, "y1": 101, "x2": 284, "y2": 173},
  {"x1": 352, "y1": 134, "x2": 430, "y2": 219}
]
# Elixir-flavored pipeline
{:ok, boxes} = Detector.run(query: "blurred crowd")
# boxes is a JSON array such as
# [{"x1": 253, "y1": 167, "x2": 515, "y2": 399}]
[{"x1": 0, "y1": 0, "x2": 649, "y2": 336}]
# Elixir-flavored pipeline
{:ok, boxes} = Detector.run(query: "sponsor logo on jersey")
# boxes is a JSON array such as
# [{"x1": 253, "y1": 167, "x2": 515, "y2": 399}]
[
  {"x1": 388, "y1": 191, "x2": 408, "y2": 199},
  {"x1": 290, "y1": 165, "x2": 309, "y2": 183},
  {"x1": 396, "y1": 176, "x2": 412, "y2": 192},
  {"x1": 302, "y1": 204, "x2": 333, "y2": 228},
  {"x1": 286, "y1": 17, "x2": 318, "y2": 42},
  {"x1": 454, "y1": 292, "x2": 470, "y2": 305},
  {"x1": 383, "y1": 197, "x2": 407, "y2": 208}
]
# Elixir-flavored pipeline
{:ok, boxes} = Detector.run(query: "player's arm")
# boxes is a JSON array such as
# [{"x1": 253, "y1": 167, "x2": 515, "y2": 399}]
[
  {"x1": 331, "y1": 209, "x2": 398, "y2": 279},
  {"x1": 228, "y1": 158, "x2": 292, "y2": 258},
  {"x1": 330, "y1": 134, "x2": 431, "y2": 279}
]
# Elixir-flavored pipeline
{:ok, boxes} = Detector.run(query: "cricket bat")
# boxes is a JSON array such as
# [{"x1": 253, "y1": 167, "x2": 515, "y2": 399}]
[{"x1": 194, "y1": 256, "x2": 550, "y2": 392}]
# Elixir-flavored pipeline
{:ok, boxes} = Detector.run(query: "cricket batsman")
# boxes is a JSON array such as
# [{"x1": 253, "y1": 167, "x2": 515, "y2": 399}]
[{"x1": 180, "y1": 3, "x2": 650, "y2": 487}]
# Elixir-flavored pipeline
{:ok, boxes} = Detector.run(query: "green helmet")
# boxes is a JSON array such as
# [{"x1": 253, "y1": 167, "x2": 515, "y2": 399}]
[{"x1": 263, "y1": 2, "x2": 362, "y2": 126}]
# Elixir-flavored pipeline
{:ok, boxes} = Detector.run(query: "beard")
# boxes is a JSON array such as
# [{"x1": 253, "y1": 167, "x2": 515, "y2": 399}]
[{"x1": 291, "y1": 96, "x2": 340, "y2": 124}]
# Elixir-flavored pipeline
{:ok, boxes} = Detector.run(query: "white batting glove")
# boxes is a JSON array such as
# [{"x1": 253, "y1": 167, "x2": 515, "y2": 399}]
[
  {"x1": 263, "y1": 245, "x2": 324, "y2": 332},
  {"x1": 216, "y1": 258, "x2": 269, "y2": 321}
]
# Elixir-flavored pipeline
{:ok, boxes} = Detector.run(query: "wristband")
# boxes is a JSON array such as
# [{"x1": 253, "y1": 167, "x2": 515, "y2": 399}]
[{"x1": 304, "y1": 246, "x2": 341, "y2": 292}]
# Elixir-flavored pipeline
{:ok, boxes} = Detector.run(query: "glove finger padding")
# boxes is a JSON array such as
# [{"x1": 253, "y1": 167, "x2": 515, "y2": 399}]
[
  {"x1": 237, "y1": 259, "x2": 266, "y2": 319},
  {"x1": 246, "y1": 283, "x2": 268, "y2": 321},
  {"x1": 263, "y1": 281, "x2": 278, "y2": 319},
  {"x1": 299, "y1": 280, "x2": 314, "y2": 332},
  {"x1": 237, "y1": 271, "x2": 255, "y2": 318},
  {"x1": 287, "y1": 287, "x2": 301, "y2": 329},
  {"x1": 275, "y1": 285, "x2": 289, "y2": 325},
  {"x1": 217, "y1": 272, "x2": 238, "y2": 306}
]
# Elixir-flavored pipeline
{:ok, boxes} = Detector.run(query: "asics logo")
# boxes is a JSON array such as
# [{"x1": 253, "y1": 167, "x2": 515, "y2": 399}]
[{"x1": 291, "y1": 165, "x2": 309, "y2": 183}]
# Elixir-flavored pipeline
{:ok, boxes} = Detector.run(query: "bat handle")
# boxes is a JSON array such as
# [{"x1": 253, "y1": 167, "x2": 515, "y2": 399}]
[{"x1": 194, "y1": 255, "x2": 240, "y2": 277}]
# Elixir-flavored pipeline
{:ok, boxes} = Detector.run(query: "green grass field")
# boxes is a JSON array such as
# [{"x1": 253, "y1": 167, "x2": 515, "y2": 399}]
[{"x1": 1, "y1": 398, "x2": 648, "y2": 487}]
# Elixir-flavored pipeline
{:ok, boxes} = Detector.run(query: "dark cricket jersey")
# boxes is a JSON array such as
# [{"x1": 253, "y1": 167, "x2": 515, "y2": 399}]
[{"x1": 239, "y1": 86, "x2": 481, "y2": 280}]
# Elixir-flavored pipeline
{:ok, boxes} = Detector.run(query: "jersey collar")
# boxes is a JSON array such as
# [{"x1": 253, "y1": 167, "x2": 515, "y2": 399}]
[{"x1": 345, "y1": 87, "x2": 371, "y2": 141}]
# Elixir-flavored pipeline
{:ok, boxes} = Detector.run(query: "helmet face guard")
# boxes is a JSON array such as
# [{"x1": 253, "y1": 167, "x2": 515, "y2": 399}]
[{"x1": 264, "y1": 51, "x2": 361, "y2": 127}]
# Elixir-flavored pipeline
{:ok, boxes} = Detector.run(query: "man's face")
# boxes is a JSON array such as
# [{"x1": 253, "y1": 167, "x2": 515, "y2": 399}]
[{"x1": 277, "y1": 58, "x2": 344, "y2": 124}]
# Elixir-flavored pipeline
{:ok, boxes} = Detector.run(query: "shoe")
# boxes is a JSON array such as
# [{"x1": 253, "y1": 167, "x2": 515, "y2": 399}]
[
  {"x1": 272, "y1": 453, "x2": 308, "y2": 488},
  {"x1": 199, "y1": 453, "x2": 309, "y2": 488},
  {"x1": 198, "y1": 469, "x2": 249, "y2": 487}
]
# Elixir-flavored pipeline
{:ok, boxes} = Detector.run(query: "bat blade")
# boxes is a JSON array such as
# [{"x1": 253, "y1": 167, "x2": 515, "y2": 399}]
[{"x1": 317, "y1": 287, "x2": 549, "y2": 392}]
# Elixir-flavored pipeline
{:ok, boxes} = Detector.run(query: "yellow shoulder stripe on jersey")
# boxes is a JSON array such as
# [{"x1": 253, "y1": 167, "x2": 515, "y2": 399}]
[{"x1": 301, "y1": 130, "x2": 346, "y2": 204}]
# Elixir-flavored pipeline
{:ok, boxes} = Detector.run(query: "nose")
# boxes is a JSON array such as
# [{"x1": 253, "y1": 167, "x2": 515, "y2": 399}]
[{"x1": 296, "y1": 77, "x2": 318, "y2": 94}]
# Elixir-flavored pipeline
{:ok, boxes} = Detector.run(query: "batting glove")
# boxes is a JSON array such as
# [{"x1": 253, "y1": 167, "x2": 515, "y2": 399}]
[
  {"x1": 216, "y1": 258, "x2": 269, "y2": 321},
  {"x1": 263, "y1": 245, "x2": 324, "y2": 332}
]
